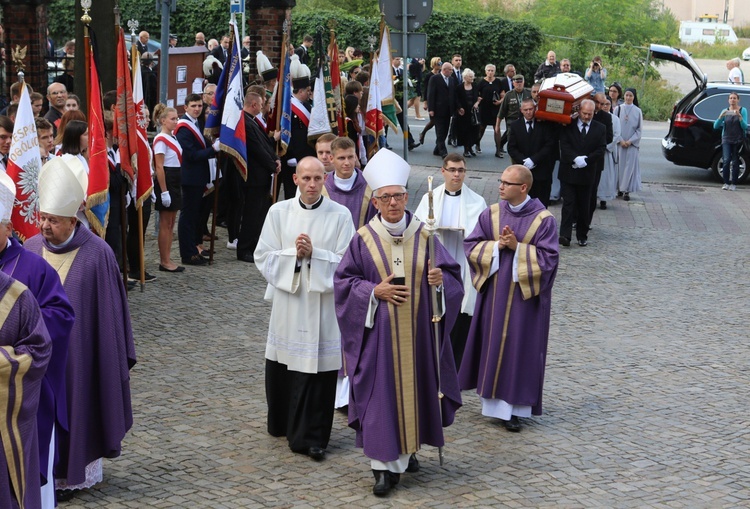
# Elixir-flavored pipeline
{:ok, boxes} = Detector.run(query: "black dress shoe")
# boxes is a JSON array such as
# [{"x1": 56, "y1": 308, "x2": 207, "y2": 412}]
[
  {"x1": 406, "y1": 453, "x2": 420, "y2": 473},
  {"x1": 463, "y1": 151, "x2": 472, "y2": 157},
  {"x1": 470, "y1": 150, "x2": 477, "y2": 156},
  {"x1": 307, "y1": 446, "x2": 325, "y2": 461},
  {"x1": 408, "y1": 142, "x2": 421, "y2": 151},
  {"x1": 475, "y1": 144, "x2": 482, "y2": 153},
  {"x1": 372, "y1": 470, "x2": 399, "y2": 497},
  {"x1": 419, "y1": 132, "x2": 426, "y2": 145},
  {"x1": 503, "y1": 415, "x2": 521, "y2": 432},
  {"x1": 56, "y1": 489, "x2": 76, "y2": 502},
  {"x1": 182, "y1": 255, "x2": 208, "y2": 266},
  {"x1": 158, "y1": 264, "x2": 185, "y2": 273},
  {"x1": 623, "y1": 193, "x2": 630, "y2": 201},
  {"x1": 495, "y1": 150, "x2": 504, "y2": 158},
  {"x1": 128, "y1": 271, "x2": 157, "y2": 282},
  {"x1": 599, "y1": 200, "x2": 607, "y2": 210},
  {"x1": 559, "y1": 236, "x2": 570, "y2": 247},
  {"x1": 578, "y1": 239, "x2": 588, "y2": 247},
  {"x1": 237, "y1": 252, "x2": 255, "y2": 263}
]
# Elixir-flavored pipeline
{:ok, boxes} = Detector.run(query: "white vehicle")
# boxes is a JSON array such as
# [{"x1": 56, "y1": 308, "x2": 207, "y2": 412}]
[
  {"x1": 679, "y1": 17, "x2": 738, "y2": 45},
  {"x1": 743, "y1": 46, "x2": 750, "y2": 61}
]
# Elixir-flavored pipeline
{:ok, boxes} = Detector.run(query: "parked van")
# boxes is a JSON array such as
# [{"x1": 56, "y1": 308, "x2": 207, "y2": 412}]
[{"x1": 679, "y1": 15, "x2": 738, "y2": 45}]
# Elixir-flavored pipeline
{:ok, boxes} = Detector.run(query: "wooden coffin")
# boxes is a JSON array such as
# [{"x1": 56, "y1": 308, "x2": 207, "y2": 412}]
[{"x1": 536, "y1": 73, "x2": 594, "y2": 125}]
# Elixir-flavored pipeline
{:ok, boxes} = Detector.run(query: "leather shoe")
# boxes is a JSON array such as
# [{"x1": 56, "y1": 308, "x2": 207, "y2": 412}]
[
  {"x1": 419, "y1": 132, "x2": 426, "y2": 145},
  {"x1": 599, "y1": 200, "x2": 607, "y2": 210},
  {"x1": 408, "y1": 142, "x2": 421, "y2": 151},
  {"x1": 307, "y1": 446, "x2": 325, "y2": 461},
  {"x1": 406, "y1": 453, "x2": 420, "y2": 473},
  {"x1": 372, "y1": 470, "x2": 399, "y2": 497},
  {"x1": 158, "y1": 264, "x2": 185, "y2": 273},
  {"x1": 559, "y1": 236, "x2": 570, "y2": 247},
  {"x1": 182, "y1": 255, "x2": 207, "y2": 266},
  {"x1": 56, "y1": 489, "x2": 76, "y2": 501},
  {"x1": 503, "y1": 415, "x2": 521, "y2": 432},
  {"x1": 237, "y1": 252, "x2": 255, "y2": 263},
  {"x1": 495, "y1": 150, "x2": 504, "y2": 158},
  {"x1": 463, "y1": 151, "x2": 472, "y2": 158},
  {"x1": 578, "y1": 239, "x2": 588, "y2": 247}
]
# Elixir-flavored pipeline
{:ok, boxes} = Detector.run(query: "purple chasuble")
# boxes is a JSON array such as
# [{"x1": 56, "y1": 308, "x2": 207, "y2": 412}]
[
  {"x1": 25, "y1": 224, "x2": 136, "y2": 486},
  {"x1": 459, "y1": 199, "x2": 558, "y2": 415},
  {"x1": 323, "y1": 168, "x2": 378, "y2": 229},
  {"x1": 334, "y1": 213, "x2": 463, "y2": 462},
  {"x1": 1, "y1": 237, "x2": 74, "y2": 486},
  {"x1": 0, "y1": 271, "x2": 52, "y2": 509}
]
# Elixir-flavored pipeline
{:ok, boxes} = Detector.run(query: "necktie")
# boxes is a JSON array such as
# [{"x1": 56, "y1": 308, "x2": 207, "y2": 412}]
[
  {"x1": 581, "y1": 123, "x2": 588, "y2": 136},
  {"x1": 1, "y1": 155, "x2": 7, "y2": 168},
  {"x1": 527, "y1": 121, "x2": 533, "y2": 133}
]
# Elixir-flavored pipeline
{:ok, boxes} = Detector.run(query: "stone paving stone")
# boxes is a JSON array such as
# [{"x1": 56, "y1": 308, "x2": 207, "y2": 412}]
[{"x1": 57, "y1": 169, "x2": 750, "y2": 508}]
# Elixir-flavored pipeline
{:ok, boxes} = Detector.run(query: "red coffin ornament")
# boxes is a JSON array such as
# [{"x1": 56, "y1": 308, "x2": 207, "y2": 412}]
[{"x1": 536, "y1": 73, "x2": 594, "y2": 125}]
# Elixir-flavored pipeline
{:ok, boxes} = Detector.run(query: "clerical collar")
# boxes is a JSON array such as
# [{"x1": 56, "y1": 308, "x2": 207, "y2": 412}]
[
  {"x1": 333, "y1": 171, "x2": 357, "y2": 191},
  {"x1": 298, "y1": 196, "x2": 324, "y2": 210},
  {"x1": 445, "y1": 188, "x2": 462, "y2": 197},
  {"x1": 48, "y1": 225, "x2": 77, "y2": 251},
  {"x1": 380, "y1": 214, "x2": 407, "y2": 235},
  {"x1": 508, "y1": 195, "x2": 531, "y2": 212}
]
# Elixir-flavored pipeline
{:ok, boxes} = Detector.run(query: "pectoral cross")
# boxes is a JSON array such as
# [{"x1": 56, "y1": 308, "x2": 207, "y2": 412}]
[{"x1": 393, "y1": 258, "x2": 402, "y2": 266}]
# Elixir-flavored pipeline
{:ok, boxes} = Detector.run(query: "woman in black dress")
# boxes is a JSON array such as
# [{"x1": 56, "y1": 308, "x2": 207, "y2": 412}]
[
  {"x1": 475, "y1": 63, "x2": 502, "y2": 154},
  {"x1": 407, "y1": 57, "x2": 425, "y2": 120},
  {"x1": 454, "y1": 68, "x2": 479, "y2": 157},
  {"x1": 418, "y1": 56, "x2": 443, "y2": 145}
]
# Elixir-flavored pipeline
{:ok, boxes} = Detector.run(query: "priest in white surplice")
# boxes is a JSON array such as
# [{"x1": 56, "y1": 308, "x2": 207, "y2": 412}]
[
  {"x1": 415, "y1": 153, "x2": 486, "y2": 367},
  {"x1": 254, "y1": 157, "x2": 356, "y2": 462}
]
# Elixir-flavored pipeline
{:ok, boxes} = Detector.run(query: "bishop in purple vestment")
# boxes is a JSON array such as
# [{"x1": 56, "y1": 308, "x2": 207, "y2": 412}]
[
  {"x1": 0, "y1": 270, "x2": 52, "y2": 509},
  {"x1": 333, "y1": 149, "x2": 463, "y2": 497},
  {"x1": 24, "y1": 157, "x2": 136, "y2": 494},
  {"x1": 459, "y1": 165, "x2": 559, "y2": 432}
]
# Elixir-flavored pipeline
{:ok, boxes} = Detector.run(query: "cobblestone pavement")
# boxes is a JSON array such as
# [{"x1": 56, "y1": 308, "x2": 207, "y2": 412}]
[{"x1": 62, "y1": 166, "x2": 750, "y2": 508}]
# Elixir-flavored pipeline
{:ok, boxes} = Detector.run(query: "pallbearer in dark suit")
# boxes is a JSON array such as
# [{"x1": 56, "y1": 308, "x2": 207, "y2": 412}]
[
  {"x1": 507, "y1": 99, "x2": 556, "y2": 208},
  {"x1": 557, "y1": 99, "x2": 606, "y2": 247},
  {"x1": 588, "y1": 93, "x2": 614, "y2": 224},
  {"x1": 237, "y1": 91, "x2": 281, "y2": 263},
  {"x1": 427, "y1": 62, "x2": 457, "y2": 158}
]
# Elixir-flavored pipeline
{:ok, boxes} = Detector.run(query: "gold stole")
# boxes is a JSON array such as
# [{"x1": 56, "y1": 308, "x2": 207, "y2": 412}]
[
  {"x1": 42, "y1": 247, "x2": 81, "y2": 285},
  {"x1": 0, "y1": 280, "x2": 33, "y2": 509},
  {"x1": 469, "y1": 205, "x2": 552, "y2": 398},
  {"x1": 359, "y1": 218, "x2": 426, "y2": 454}
]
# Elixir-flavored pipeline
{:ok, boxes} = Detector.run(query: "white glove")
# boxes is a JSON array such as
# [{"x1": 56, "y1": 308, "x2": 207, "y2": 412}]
[
  {"x1": 523, "y1": 158, "x2": 535, "y2": 169},
  {"x1": 573, "y1": 155, "x2": 587, "y2": 168},
  {"x1": 288, "y1": 158, "x2": 298, "y2": 167},
  {"x1": 160, "y1": 191, "x2": 172, "y2": 208},
  {"x1": 212, "y1": 139, "x2": 221, "y2": 152}
]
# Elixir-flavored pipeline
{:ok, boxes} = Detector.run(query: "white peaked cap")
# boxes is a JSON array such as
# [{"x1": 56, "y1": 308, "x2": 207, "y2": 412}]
[
  {"x1": 60, "y1": 154, "x2": 89, "y2": 196},
  {"x1": 362, "y1": 149, "x2": 410, "y2": 191},
  {"x1": 38, "y1": 158, "x2": 87, "y2": 218},
  {"x1": 289, "y1": 54, "x2": 301, "y2": 78},
  {"x1": 0, "y1": 171, "x2": 16, "y2": 223},
  {"x1": 256, "y1": 50, "x2": 273, "y2": 73}
]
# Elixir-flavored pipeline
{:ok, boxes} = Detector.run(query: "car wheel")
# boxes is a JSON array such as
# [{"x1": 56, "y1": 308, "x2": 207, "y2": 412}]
[{"x1": 711, "y1": 151, "x2": 749, "y2": 183}]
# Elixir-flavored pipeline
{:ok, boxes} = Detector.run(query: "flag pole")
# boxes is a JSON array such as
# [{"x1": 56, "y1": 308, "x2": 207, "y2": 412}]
[
  {"x1": 129, "y1": 25, "x2": 146, "y2": 292},
  {"x1": 114, "y1": 7, "x2": 129, "y2": 289},
  {"x1": 82, "y1": 0, "x2": 92, "y2": 109}
]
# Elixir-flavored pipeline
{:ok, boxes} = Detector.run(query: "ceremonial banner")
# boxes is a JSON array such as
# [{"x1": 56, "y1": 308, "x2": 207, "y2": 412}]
[
  {"x1": 6, "y1": 87, "x2": 41, "y2": 241},
  {"x1": 132, "y1": 43, "x2": 153, "y2": 208},
  {"x1": 276, "y1": 47, "x2": 292, "y2": 156},
  {"x1": 85, "y1": 44, "x2": 110, "y2": 237},
  {"x1": 113, "y1": 28, "x2": 136, "y2": 185},
  {"x1": 365, "y1": 57, "x2": 386, "y2": 160},
  {"x1": 308, "y1": 67, "x2": 332, "y2": 140},
  {"x1": 377, "y1": 23, "x2": 399, "y2": 131},
  {"x1": 327, "y1": 30, "x2": 345, "y2": 136}
]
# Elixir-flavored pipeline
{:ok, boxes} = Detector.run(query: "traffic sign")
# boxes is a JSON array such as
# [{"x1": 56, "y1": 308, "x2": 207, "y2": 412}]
[
  {"x1": 390, "y1": 33, "x2": 428, "y2": 59},
  {"x1": 379, "y1": 0, "x2": 433, "y2": 30},
  {"x1": 230, "y1": 0, "x2": 244, "y2": 14}
]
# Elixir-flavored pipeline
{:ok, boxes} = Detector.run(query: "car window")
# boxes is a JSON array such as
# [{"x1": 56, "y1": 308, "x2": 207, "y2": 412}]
[{"x1": 694, "y1": 92, "x2": 750, "y2": 121}]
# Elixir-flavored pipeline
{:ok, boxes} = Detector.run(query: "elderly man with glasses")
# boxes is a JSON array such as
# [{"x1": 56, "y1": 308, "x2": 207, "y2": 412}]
[
  {"x1": 495, "y1": 73, "x2": 531, "y2": 158},
  {"x1": 334, "y1": 149, "x2": 463, "y2": 497}
]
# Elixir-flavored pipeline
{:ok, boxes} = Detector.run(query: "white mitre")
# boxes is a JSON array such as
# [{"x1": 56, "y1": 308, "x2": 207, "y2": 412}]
[
  {"x1": 0, "y1": 171, "x2": 15, "y2": 223},
  {"x1": 60, "y1": 154, "x2": 89, "y2": 196},
  {"x1": 38, "y1": 158, "x2": 87, "y2": 218},
  {"x1": 362, "y1": 149, "x2": 410, "y2": 191}
]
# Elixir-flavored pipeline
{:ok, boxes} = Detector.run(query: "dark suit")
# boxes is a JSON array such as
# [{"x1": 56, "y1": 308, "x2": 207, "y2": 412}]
[
  {"x1": 391, "y1": 67, "x2": 415, "y2": 147},
  {"x1": 294, "y1": 45, "x2": 310, "y2": 65},
  {"x1": 238, "y1": 112, "x2": 279, "y2": 260},
  {"x1": 175, "y1": 116, "x2": 217, "y2": 261},
  {"x1": 589, "y1": 110, "x2": 614, "y2": 222},
  {"x1": 136, "y1": 40, "x2": 148, "y2": 55},
  {"x1": 279, "y1": 99, "x2": 315, "y2": 199},
  {"x1": 211, "y1": 45, "x2": 229, "y2": 65},
  {"x1": 507, "y1": 117, "x2": 556, "y2": 207},
  {"x1": 427, "y1": 73, "x2": 457, "y2": 156},
  {"x1": 558, "y1": 119, "x2": 606, "y2": 243}
]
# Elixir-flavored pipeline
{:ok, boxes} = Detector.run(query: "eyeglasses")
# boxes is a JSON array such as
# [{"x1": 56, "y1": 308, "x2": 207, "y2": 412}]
[
  {"x1": 49, "y1": 91, "x2": 67, "y2": 96},
  {"x1": 499, "y1": 180, "x2": 524, "y2": 187},
  {"x1": 444, "y1": 167, "x2": 466, "y2": 174},
  {"x1": 374, "y1": 193, "x2": 406, "y2": 203}
]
